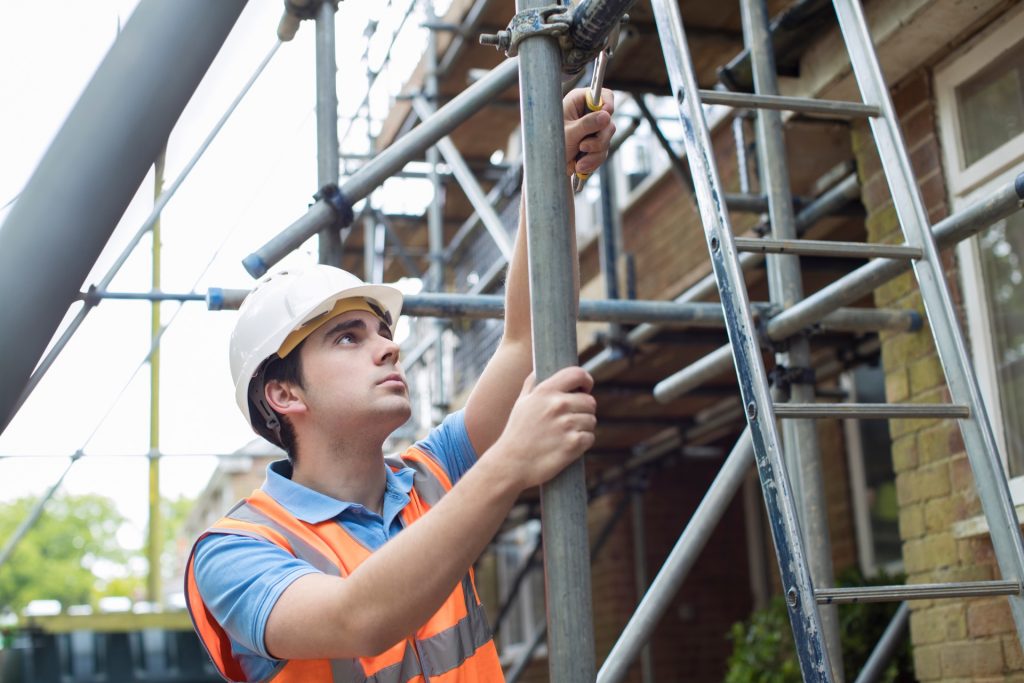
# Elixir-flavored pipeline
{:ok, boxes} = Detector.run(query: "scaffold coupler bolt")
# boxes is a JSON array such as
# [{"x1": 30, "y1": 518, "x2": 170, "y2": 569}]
[{"x1": 478, "y1": 5, "x2": 571, "y2": 58}]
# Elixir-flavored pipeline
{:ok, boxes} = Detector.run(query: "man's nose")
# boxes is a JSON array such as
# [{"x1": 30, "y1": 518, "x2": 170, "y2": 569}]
[{"x1": 376, "y1": 334, "x2": 401, "y2": 364}]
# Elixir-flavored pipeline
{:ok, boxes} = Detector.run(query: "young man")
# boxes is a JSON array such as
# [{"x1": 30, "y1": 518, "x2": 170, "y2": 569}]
[{"x1": 186, "y1": 87, "x2": 615, "y2": 682}]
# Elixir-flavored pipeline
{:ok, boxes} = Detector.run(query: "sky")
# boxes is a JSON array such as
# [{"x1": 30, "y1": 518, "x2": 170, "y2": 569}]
[{"x1": 0, "y1": 0, "x2": 445, "y2": 551}]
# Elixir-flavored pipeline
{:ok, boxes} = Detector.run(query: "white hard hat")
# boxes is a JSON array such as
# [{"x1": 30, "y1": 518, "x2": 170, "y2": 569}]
[{"x1": 230, "y1": 265, "x2": 403, "y2": 443}]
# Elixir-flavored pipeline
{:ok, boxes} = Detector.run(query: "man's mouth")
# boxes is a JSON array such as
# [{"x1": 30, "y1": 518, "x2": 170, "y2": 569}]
[{"x1": 378, "y1": 373, "x2": 406, "y2": 387}]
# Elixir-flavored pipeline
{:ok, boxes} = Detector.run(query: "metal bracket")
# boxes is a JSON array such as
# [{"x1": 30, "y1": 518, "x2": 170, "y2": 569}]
[
  {"x1": 479, "y1": 5, "x2": 571, "y2": 58},
  {"x1": 770, "y1": 364, "x2": 817, "y2": 395},
  {"x1": 313, "y1": 183, "x2": 355, "y2": 229}
]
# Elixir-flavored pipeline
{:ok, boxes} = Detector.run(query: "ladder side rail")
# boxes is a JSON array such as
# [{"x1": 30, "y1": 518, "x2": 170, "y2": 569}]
[
  {"x1": 648, "y1": 0, "x2": 834, "y2": 679},
  {"x1": 833, "y1": 0, "x2": 1024, "y2": 648},
  {"x1": 741, "y1": 0, "x2": 843, "y2": 677}
]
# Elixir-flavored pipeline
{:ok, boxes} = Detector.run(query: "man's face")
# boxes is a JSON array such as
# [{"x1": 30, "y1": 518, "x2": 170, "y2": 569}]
[{"x1": 295, "y1": 308, "x2": 411, "y2": 435}]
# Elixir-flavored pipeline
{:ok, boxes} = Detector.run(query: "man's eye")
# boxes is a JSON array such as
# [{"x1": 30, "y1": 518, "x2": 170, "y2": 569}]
[{"x1": 336, "y1": 333, "x2": 357, "y2": 345}]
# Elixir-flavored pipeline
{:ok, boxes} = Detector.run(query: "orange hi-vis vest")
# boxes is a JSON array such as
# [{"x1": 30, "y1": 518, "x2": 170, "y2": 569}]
[{"x1": 185, "y1": 448, "x2": 503, "y2": 683}]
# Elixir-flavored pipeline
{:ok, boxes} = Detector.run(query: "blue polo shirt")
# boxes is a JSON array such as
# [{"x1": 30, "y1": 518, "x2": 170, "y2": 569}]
[{"x1": 191, "y1": 410, "x2": 478, "y2": 680}]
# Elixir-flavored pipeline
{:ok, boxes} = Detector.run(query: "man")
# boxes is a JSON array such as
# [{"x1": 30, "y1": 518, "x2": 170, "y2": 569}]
[{"x1": 186, "y1": 87, "x2": 615, "y2": 682}]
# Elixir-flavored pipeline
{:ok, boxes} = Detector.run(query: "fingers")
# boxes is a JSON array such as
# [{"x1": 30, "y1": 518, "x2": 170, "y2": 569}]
[
  {"x1": 563, "y1": 87, "x2": 616, "y2": 119},
  {"x1": 538, "y1": 366, "x2": 595, "y2": 395},
  {"x1": 565, "y1": 110, "x2": 612, "y2": 151},
  {"x1": 575, "y1": 120, "x2": 617, "y2": 176}
]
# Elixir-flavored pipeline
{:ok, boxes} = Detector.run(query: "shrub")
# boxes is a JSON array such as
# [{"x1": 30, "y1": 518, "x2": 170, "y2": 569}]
[{"x1": 725, "y1": 568, "x2": 915, "y2": 683}]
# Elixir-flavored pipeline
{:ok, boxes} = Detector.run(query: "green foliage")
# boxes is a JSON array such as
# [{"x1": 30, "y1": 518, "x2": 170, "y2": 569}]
[
  {"x1": 725, "y1": 568, "x2": 915, "y2": 683},
  {"x1": 0, "y1": 494, "x2": 132, "y2": 613},
  {"x1": 725, "y1": 595, "x2": 801, "y2": 683},
  {"x1": 160, "y1": 495, "x2": 195, "y2": 583}
]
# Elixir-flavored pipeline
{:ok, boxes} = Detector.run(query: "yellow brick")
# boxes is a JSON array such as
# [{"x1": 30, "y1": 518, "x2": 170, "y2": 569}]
[
  {"x1": 941, "y1": 639, "x2": 1003, "y2": 677},
  {"x1": 892, "y1": 433, "x2": 918, "y2": 472},
  {"x1": 896, "y1": 471, "x2": 915, "y2": 506},
  {"x1": 918, "y1": 424, "x2": 953, "y2": 466},
  {"x1": 1005, "y1": 635, "x2": 1024, "y2": 672},
  {"x1": 866, "y1": 204, "x2": 900, "y2": 241},
  {"x1": 924, "y1": 496, "x2": 956, "y2": 533},
  {"x1": 913, "y1": 642, "x2": 943, "y2": 680},
  {"x1": 909, "y1": 354, "x2": 946, "y2": 396},
  {"x1": 905, "y1": 532, "x2": 958, "y2": 573},
  {"x1": 876, "y1": 271, "x2": 917, "y2": 307},
  {"x1": 900, "y1": 503, "x2": 925, "y2": 540},
  {"x1": 885, "y1": 368, "x2": 910, "y2": 403},
  {"x1": 968, "y1": 598, "x2": 1014, "y2": 637},
  {"x1": 911, "y1": 604, "x2": 967, "y2": 644}
]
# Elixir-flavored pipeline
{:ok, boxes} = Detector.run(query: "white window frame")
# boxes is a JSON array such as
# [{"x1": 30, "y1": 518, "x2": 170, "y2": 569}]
[{"x1": 934, "y1": 4, "x2": 1024, "y2": 494}]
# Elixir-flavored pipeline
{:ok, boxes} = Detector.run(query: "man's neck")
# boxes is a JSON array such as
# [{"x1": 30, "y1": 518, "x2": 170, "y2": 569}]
[{"x1": 291, "y1": 433, "x2": 388, "y2": 514}]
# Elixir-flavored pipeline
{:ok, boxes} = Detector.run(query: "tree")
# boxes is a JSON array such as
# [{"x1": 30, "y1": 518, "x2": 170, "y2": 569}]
[
  {"x1": 160, "y1": 494, "x2": 195, "y2": 585},
  {"x1": 0, "y1": 493, "x2": 134, "y2": 613}
]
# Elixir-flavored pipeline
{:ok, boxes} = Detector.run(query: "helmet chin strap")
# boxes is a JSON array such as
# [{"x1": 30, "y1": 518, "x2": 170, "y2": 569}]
[{"x1": 248, "y1": 360, "x2": 284, "y2": 447}]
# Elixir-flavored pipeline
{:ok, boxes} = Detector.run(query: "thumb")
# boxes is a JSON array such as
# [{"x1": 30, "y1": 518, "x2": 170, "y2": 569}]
[
  {"x1": 565, "y1": 110, "x2": 611, "y2": 148},
  {"x1": 520, "y1": 372, "x2": 537, "y2": 396}
]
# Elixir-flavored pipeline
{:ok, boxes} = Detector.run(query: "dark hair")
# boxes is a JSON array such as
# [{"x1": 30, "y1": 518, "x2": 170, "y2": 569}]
[{"x1": 255, "y1": 341, "x2": 306, "y2": 462}]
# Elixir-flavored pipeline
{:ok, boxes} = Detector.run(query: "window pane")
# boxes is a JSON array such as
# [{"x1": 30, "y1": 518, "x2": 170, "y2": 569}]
[
  {"x1": 976, "y1": 211, "x2": 1024, "y2": 474},
  {"x1": 955, "y1": 46, "x2": 1024, "y2": 167}
]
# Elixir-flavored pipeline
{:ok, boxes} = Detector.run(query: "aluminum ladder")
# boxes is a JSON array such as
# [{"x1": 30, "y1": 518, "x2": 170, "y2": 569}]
[{"x1": 648, "y1": 0, "x2": 1024, "y2": 679}]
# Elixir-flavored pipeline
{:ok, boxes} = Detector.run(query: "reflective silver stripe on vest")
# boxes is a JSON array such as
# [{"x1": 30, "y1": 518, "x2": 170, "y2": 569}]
[
  {"x1": 397, "y1": 457, "x2": 448, "y2": 507},
  {"x1": 226, "y1": 503, "x2": 341, "y2": 577},
  {"x1": 416, "y1": 576, "x2": 494, "y2": 678},
  {"x1": 329, "y1": 642, "x2": 422, "y2": 683}
]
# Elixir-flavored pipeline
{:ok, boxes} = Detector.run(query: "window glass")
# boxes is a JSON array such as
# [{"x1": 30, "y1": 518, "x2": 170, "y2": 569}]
[
  {"x1": 955, "y1": 46, "x2": 1024, "y2": 167},
  {"x1": 974, "y1": 210, "x2": 1024, "y2": 472}
]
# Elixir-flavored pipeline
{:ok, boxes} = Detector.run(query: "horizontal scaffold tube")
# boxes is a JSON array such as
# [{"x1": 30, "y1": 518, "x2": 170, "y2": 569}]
[
  {"x1": 583, "y1": 173, "x2": 862, "y2": 380},
  {"x1": 206, "y1": 289, "x2": 920, "y2": 329},
  {"x1": 243, "y1": 58, "x2": 520, "y2": 278},
  {"x1": 654, "y1": 172, "x2": 1024, "y2": 403}
]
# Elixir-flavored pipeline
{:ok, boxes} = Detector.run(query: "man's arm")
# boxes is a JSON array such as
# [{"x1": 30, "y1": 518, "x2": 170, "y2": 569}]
[
  {"x1": 264, "y1": 367, "x2": 596, "y2": 658},
  {"x1": 463, "y1": 88, "x2": 616, "y2": 455}
]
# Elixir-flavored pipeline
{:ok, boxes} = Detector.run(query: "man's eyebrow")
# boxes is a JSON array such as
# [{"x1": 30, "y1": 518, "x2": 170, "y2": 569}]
[{"x1": 321, "y1": 318, "x2": 366, "y2": 342}]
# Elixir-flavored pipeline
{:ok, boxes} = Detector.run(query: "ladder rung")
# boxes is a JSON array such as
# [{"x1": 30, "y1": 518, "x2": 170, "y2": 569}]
[
  {"x1": 698, "y1": 90, "x2": 880, "y2": 119},
  {"x1": 773, "y1": 403, "x2": 970, "y2": 419},
  {"x1": 733, "y1": 237, "x2": 922, "y2": 260},
  {"x1": 816, "y1": 580, "x2": 1022, "y2": 605}
]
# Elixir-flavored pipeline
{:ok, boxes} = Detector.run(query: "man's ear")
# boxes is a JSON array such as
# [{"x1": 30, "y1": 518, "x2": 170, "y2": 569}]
[{"x1": 265, "y1": 380, "x2": 307, "y2": 417}]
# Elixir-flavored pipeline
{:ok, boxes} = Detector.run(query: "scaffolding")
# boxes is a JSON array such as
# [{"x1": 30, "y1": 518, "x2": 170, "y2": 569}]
[{"x1": 2, "y1": 0, "x2": 1024, "y2": 681}]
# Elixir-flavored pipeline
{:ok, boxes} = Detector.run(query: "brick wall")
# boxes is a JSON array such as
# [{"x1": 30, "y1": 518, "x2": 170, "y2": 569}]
[{"x1": 855, "y1": 67, "x2": 1022, "y2": 681}]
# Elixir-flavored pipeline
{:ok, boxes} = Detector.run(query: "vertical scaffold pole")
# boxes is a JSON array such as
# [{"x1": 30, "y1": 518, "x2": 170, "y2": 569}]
[
  {"x1": 147, "y1": 147, "x2": 165, "y2": 607},
  {"x1": 516, "y1": 0, "x2": 597, "y2": 677},
  {"x1": 316, "y1": 0, "x2": 343, "y2": 265},
  {"x1": 425, "y1": 0, "x2": 449, "y2": 421},
  {"x1": 740, "y1": 0, "x2": 842, "y2": 677}
]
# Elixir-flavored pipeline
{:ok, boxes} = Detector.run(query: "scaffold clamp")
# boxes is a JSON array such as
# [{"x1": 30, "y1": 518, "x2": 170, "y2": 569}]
[
  {"x1": 479, "y1": 5, "x2": 571, "y2": 58},
  {"x1": 313, "y1": 183, "x2": 355, "y2": 229}
]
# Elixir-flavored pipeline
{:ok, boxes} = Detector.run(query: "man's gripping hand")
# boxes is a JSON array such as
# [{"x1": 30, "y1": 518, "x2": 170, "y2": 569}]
[
  {"x1": 563, "y1": 88, "x2": 616, "y2": 178},
  {"x1": 487, "y1": 367, "x2": 597, "y2": 491}
]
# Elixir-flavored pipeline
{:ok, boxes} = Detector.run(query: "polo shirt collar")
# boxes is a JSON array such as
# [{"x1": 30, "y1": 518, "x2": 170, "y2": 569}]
[{"x1": 263, "y1": 459, "x2": 415, "y2": 524}]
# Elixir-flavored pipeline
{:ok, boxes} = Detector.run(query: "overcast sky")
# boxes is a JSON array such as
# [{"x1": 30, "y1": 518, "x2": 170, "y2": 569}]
[{"x1": 0, "y1": 0, "x2": 442, "y2": 549}]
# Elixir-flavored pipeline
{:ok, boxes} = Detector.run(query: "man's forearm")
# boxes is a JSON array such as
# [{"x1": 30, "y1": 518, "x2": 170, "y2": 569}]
[
  {"x1": 503, "y1": 184, "x2": 580, "y2": 346},
  {"x1": 265, "y1": 454, "x2": 521, "y2": 659}
]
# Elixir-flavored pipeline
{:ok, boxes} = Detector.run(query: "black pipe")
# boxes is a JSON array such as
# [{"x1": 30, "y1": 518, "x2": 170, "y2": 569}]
[{"x1": 565, "y1": 0, "x2": 638, "y2": 74}]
